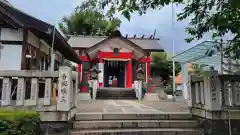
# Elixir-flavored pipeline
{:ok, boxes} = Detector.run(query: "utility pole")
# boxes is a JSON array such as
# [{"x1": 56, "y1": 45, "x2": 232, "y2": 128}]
[
  {"x1": 172, "y1": 2, "x2": 176, "y2": 102},
  {"x1": 153, "y1": 29, "x2": 156, "y2": 39},
  {"x1": 0, "y1": 44, "x2": 3, "y2": 60},
  {"x1": 50, "y1": 26, "x2": 56, "y2": 71}
]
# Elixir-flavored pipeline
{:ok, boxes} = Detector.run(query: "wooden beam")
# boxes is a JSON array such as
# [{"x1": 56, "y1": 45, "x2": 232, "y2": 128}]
[{"x1": 21, "y1": 28, "x2": 28, "y2": 70}]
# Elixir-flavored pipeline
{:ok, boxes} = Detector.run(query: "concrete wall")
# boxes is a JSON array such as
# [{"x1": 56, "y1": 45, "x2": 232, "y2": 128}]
[
  {"x1": 0, "y1": 28, "x2": 23, "y2": 41},
  {"x1": 0, "y1": 44, "x2": 22, "y2": 70},
  {"x1": 0, "y1": 28, "x2": 23, "y2": 70}
]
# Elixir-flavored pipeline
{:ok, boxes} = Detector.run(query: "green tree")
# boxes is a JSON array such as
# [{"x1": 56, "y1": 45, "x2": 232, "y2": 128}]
[
  {"x1": 59, "y1": 0, "x2": 121, "y2": 36},
  {"x1": 98, "y1": 0, "x2": 240, "y2": 58},
  {"x1": 151, "y1": 52, "x2": 181, "y2": 86}
]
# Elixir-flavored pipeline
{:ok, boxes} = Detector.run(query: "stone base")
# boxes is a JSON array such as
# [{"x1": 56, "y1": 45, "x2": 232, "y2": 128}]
[
  {"x1": 143, "y1": 93, "x2": 162, "y2": 101},
  {"x1": 76, "y1": 93, "x2": 91, "y2": 102}
]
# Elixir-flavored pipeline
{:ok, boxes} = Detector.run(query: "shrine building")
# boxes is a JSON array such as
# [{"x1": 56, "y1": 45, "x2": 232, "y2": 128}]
[
  {"x1": 0, "y1": 1, "x2": 81, "y2": 71},
  {"x1": 68, "y1": 31, "x2": 164, "y2": 92}
]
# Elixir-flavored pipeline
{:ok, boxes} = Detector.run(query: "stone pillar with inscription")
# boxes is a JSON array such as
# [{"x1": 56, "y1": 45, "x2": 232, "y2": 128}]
[
  {"x1": 233, "y1": 82, "x2": 240, "y2": 105},
  {"x1": 16, "y1": 78, "x2": 26, "y2": 106},
  {"x1": 187, "y1": 75, "x2": 193, "y2": 107},
  {"x1": 57, "y1": 66, "x2": 72, "y2": 111},
  {"x1": 203, "y1": 71, "x2": 221, "y2": 111},
  {"x1": 44, "y1": 78, "x2": 52, "y2": 105},
  {"x1": 200, "y1": 81, "x2": 205, "y2": 104},
  {"x1": 1, "y1": 78, "x2": 12, "y2": 106},
  {"x1": 223, "y1": 81, "x2": 232, "y2": 106},
  {"x1": 28, "y1": 78, "x2": 39, "y2": 106},
  {"x1": 195, "y1": 82, "x2": 200, "y2": 104}
]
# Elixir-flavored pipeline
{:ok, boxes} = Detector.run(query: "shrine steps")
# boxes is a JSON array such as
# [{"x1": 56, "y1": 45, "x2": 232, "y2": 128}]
[
  {"x1": 71, "y1": 113, "x2": 204, "y2": 135},
  {"x1": 96, "y1": 88, "x2": 137, "y2": 100}
]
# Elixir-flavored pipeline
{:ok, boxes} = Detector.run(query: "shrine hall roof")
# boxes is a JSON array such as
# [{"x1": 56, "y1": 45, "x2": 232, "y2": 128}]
[{"x1": 68, "y1": 36, "x2": 164, "y2": 52}]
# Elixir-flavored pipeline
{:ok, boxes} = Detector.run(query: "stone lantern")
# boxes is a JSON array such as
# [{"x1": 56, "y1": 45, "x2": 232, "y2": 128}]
[
  {"x1": 136, "y1": 67, "x2": 145, "y2": 81},
  {"x1": 88, "y1": 65, "x2": 101, "y2": 100},
  {"x1": 89, "y1": 65, "x2": 101, "y2": 80}
]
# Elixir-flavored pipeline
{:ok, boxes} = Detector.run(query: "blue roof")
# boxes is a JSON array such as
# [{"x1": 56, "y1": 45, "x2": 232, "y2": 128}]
[{"x1": 172, "y1": 41, "x2": 228, "y2": 66}]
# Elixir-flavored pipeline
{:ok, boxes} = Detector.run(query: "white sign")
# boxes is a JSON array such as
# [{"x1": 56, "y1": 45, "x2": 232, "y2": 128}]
[{"x1": 98, "y1": 63, "x2": 104, "y2": 83}]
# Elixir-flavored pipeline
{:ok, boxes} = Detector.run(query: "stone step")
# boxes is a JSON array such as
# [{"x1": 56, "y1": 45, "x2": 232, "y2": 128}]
[
  {"x1": 73, "y1": 120, "x2": 199, "y2": 129},
  {"x1": 75, "y1": 113, "x2": 192, "y2": 121},
  {"x1": 96, "y1": 90, "x2": 137, "y2": 99},
  {"x1": 71, "y1": 128, "x2": 204, "y2": 135}
]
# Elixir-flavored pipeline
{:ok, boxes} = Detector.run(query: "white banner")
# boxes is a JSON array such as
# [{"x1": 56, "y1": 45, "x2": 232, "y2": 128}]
[{"x1": 98, "y1": 63, "x2": 104, "y2": 83}]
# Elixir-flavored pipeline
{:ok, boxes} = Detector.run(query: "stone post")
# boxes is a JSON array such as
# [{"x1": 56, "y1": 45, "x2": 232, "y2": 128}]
[
  {"x1": 16, "y1": 78, "x2": 26, "y2": 106},
  {"x1": 1, "y1": 78, "x2": 11, "y2": 106},
  {"x1": 203, "y1": 71, "x2": 221, "y2": 111},
  {"x1": 57, "y1": 66, "x2": 72, "y2": 111},
  {"x1": 233, "y1": 82, "x2": 240, "y2": 105},
  {"x1": 134, "y1": 81, "x2": 142, "y2": 100},
  {"x1": 89, "y1": 65, "x2": 101, "y2": 100},
  {"x1": 195, "y1": 82, "x2": 200, "y2": 104},
  {"x1": 92, "y1": 80, "x2": 98, "y2": 100},
  {"x1": 136, "y1": 67, "x2": 145, "y2": 100},
  {"x1": 186, "y1": 75, "x2": 193, "y2": 107},
  {"x1": 200, "y1": 81, "x2": 205, "y2": 104}
]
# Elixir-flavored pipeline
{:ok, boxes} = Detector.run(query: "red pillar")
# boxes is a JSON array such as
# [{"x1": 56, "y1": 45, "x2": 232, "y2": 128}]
[
  {"x1": 79, "y1": 56, "x2": 88, "y2": 93},
  {"x1": 98, "y1": 58, "x2": 104, "y2": 88},
  {"x1": 146, "y1": 56, "x2": 152, "y2": 93},
  {"x1": 127, "y1": 60, "x2": 132, "y2": 88},
  {"x1": 78, "y1": 63, "x2": 82, "y2": 83}
]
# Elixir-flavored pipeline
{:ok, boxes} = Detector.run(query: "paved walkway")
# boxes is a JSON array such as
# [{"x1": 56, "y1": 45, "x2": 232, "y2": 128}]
[{"x1": 76, "y1": 100, "x2": 190, "y2": 113}]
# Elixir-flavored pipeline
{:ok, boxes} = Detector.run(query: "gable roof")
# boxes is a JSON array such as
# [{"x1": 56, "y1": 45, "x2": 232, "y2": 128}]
[
  {"x1": 68, "y1": 35, "x2": 164, "y2": 52},
  {"x1": 0, "y1": 1, "x2": 81, "y2": 64},
  {"x1": 85, "y1": 32, "x2": 147, "y2": 59}
]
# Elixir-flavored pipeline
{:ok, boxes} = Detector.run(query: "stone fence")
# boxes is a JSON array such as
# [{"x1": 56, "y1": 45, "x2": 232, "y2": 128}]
[
  {"x1": 188, "y1": 70, "x2": 240, "y2": 120},
  {"x1": 0, "y1": 66, "x2": 78, "y2": 121}
]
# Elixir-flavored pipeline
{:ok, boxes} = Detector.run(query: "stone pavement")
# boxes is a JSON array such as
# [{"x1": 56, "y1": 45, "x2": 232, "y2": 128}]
[{"x1": 75, "y1": 99, "x2": 190, "y2": 113}]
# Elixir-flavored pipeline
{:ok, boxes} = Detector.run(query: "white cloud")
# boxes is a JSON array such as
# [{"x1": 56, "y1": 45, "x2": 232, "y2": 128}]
[
  {"x1": 8, "y1": 0, "x2": 232, "y2": 55},
  {"x1": 72, "y1": 0, "x2": 84, "y2": 9}
]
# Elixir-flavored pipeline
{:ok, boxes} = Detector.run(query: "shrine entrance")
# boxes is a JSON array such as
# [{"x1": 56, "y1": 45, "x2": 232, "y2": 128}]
[{"x1": 104, "y1": 60, "x2": 127, "y2": 88}]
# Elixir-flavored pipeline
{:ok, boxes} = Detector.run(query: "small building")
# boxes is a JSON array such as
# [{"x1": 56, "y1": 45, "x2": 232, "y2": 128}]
[
  {"x1": 0, "y1": 1, "x2": 81, "y2": 71},
  {"x1": 68, "y1": 31, "x2": 164, "y2": 91}
]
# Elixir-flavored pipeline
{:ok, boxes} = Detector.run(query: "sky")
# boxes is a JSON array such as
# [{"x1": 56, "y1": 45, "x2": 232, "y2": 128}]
[{"x1": 7, "y1": 0, "x2": 219, "y2": 54}]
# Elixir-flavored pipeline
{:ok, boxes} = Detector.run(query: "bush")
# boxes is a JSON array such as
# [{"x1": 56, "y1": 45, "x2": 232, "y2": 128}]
[{"x1": 0, "y1": 109, "x2": 40, "y2": 135}]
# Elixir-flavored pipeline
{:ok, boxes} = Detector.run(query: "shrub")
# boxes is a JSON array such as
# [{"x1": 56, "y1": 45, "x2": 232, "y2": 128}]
[{"x1": 0, "y1": 109, "x2": 40, "y2": 135}]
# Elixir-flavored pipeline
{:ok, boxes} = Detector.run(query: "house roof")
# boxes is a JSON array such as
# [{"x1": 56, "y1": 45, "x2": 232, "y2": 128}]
[
  {"x1": 172, "y1": 41, "x2": 228, "y2": 66},
  {"x1": 176, "y1": 73, "x2": 182, "y2": 85},
  {"x1": 68, "y1": 35, "x2": 164, "y2": 52},
  {"x1": 175, "y1": 64, "x2": 193, "y2": 85},
  {"x1": 85, "y1": 31, "x2": 147, "y2": 59},
  {"x1": 0, "y1": 1, "x2": 81, "y2": 64}
]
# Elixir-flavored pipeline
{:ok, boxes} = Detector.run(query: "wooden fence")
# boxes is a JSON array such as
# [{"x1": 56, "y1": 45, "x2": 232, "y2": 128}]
[{"x1": 0, "y1": 66, "x2": 78, "y2": 112}]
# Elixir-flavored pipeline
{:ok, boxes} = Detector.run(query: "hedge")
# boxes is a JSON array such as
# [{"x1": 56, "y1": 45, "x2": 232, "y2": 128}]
[{"x1": 0, "y1": 109, "x2": 40, "y2": 135}]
